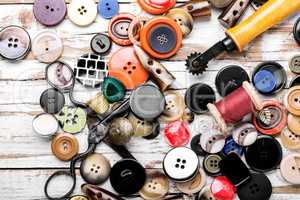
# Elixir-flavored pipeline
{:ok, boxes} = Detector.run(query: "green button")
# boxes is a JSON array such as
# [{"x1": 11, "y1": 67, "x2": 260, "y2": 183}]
[{"x1": 102, "y1": 77, "x2": 125, "y2": 103}]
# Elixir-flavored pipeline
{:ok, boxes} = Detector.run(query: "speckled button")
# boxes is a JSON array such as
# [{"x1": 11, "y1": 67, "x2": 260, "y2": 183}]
[
  {"x1": 222, "y1": 136, "x2": 244, "y2": 156},
  {"x1": 51, "y1": 132, "x2": 79, "y2": 161},
  {"x1": 281, "y1": 129, "x2": 300, "y2": 150},
  {"x1": 285, "y1": 86, "x2": 300, "y2": 116},
  {"x1": 232, "y1": 123, "x2": 258, "y2": 146},
  {"x1": 0, "y1": 26, "x2": 31, "y2": 60},
  {"x1": 294, "y1": 16, "x2": 300, "y2": 46},
  {"x1": 288, "y1": 113, "x2": 300, "y2": 135},
  {"x1": 280, "y1": 153, "x2": 300, "y2": 184},
  {"x1": 40, "y1": 88, "x2": 65, "y2": 114},
  {"x1": 128, "y1": 113, "x2": 154, "y2": 137},
  {"x1": 203, "y1": 154, "x2": 222, "y2": 177},
  {"x1": 289, "y1": 55, "x2": 300, "y2": 74},
  {"x1": 160, "y1": 90, "x2": 185, "y2": 122},
  {"x1": 108, "y1": 117, "x2": 134, "y2": 145},
  {"x1": 32, "y1": 31, "x2": 63, "y2": 63},
  {"x1": 33, "y1": 0, "x2": 67, "y2": 26},
  {"x1": 164, "y1": 120, "x2": 190, "y2": 147},
  {"x1": 200, "y1": 129, "x2": 225, "y2": 154},
  {"x1": 166, "y1": 8, "x2": 193, "y2": 37},
  {"x1": 80, "y1": 153, "x2": 111, "y2": 185},
  {"x1": 98, "y1": 0, "x2": 119, "y2": 19},
  {"x1": 253, "y1": 70, "x2": 276, "y2": 94},
  {"x1": 190, "y1": 134, "x2": 207, "y2": 157},
  {"x1": 175, "y1": 168, "x2": 206, "y2": 194},
  {"x1": 197, "y1": 185, "x2": 216, "y2": 200},
  {"x1": 90, "y1": 33, "x2": 112, "y2": 55},
  {"x1": 68, "y1": 0, "x2": 97, "y2": 26},
  {"x1": 69, "y1": 195, "x2": 88, "y2": 200}
]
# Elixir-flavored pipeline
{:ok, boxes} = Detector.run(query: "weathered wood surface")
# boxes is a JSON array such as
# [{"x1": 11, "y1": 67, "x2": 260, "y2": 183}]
[{"x1": 0, "y1": 0, "x2": 300, "y2": 199}]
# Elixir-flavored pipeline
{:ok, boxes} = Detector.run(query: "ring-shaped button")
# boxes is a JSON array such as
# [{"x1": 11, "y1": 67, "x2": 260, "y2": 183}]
[
  {"x1": 175, "y1": 168, "x2": 206, "y2": 194},
  {"x1": 137, "y1": 0, "x2": 176, "y2": 15}
]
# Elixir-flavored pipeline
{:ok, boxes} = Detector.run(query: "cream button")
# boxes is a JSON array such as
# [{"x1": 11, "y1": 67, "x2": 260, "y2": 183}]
[
  {"x1": 280, "y1": 153, "x2": 300, "y2": 184},
  {"x1": 68, "y1": 0, "x2": 97, "y2": 26}
]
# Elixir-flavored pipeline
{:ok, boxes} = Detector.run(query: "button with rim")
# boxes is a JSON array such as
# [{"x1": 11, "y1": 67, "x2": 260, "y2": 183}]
[
  {"x1": 280, "y1": 153, "x2": 300, "y2": 184},
  {"x1": 280, "y1": 129, "x2": 300, "y2": 150},
  {"x1": 40, "y1": 88, "x2": 65, "y2": 114},
  {"x1": 160, "y1": 90, "x2": 185, "y2": 122},
  {"x1": 175, "y1": 168, "x2": 206, "y2": 194},
  {"x1": 108, "y1": 117, "x2": 134, "y2": 145},
  {"x1": 197, "y1": 185, "x2": 216, "y2": 200},
  {"x1": 289, "y1": 55, "x2": 300, "y2": 74},
  {"x1": 231, "y1": 123, "x2": 258, "y2": 146},
  {"x1": 294, "y1": 16, "x2": 300, "y2": 46},
  {"x1": 203, "y1": 154, "x2": 222, "y2": 177},
  {"x1": 69, "y1": 195, "x2": 88, "y2": 200},
  {"x1": 190, "y1": 134, "x2": 207, "y2": 157},
  {"x1": 128, "y1": 113, "x2": 154, "y2": 137},
  {"x1": 166, "y1": 8, "x2": 193, "y2": 37},
  {"x1": 164, "y1": 120, "x2": 190, "y2": 147},
  {"x1": 211, "y1": 176, "x2": 236, "y2": 200},
  {"x1": 102, "y1": 77, "x2": 125, "y2": 103},
  {"x1": 200, "y1": 129, "x2": 225, "y2": 154},
  {"x1": 0, "y1": 26, "x2": 31, "y2": 60},
  {"x1": 98, "y1": 0, "x2": 119, "y2": 19},
  {"x1": 51, "y1": 132, "x2": 79, "y2": 161},
  {"x1": 285, "y1": 86, "x2": 300, "y2": 116},
  {"x1": 222, "y1": 136, "x2": 244, "y2": 156},
  {"x1": 68, "y1": 0, "x2": 97, "y2": 26},
  {"x1": 137, "y1": 0, "x2": 176, "y2": 15},
  {"x1": 32, "y1": 113, "x2": 59, "y2": 137},
  {"x1": 33, "y1": 0, "x2": 67, "y2": 26},
  {"x1": 90, "y1": 33, "x2": 112, "y2": 55},
  {"x1": 288, "y1": 113, "x2": 300, "y2": 135}
]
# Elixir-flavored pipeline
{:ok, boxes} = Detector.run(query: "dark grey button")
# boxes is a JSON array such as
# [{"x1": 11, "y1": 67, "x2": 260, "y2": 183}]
[
  {"x1": 149, "y1": 25, "x2": 177, "y2": 54},
  {"x1": 40, "y1": 88, "x2": 65, "y2": 114},
  {"x1": 90, "y1": 33, "x2": 112, "y2": 55}
]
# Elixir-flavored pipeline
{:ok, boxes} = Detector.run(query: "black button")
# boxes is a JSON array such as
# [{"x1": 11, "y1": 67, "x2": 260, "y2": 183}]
[
  {"x1": 90, "y1": 33, "x2": 112, "y2": 55},
  {"x1": 251, "y1": 0, "x2": 268, "y2": 10},
  {"x1": 110, "y1": 159, "x2": 146, "y2": 195},
  {"x1": 190, "y1": 134, "x2": 207, "y2": 157},
  {"x1": 290, "y1": 75, "x2": 300, "y2": 88},
  {"x1": 245, "y1": 136, "x2": 282, "y2": 172},
  {"x1": 185, "y1": 83, "x2": 216, "y2": 114},
  {"x1": 215, "y1": 65, "x2": 249, "y2": 96},
  {"x1": 149, "y1": 25, "x2": 177, "y2": 54},
  {"x1": 40, "y1": 88, "x2": 65, "y2": 114},
  {"x1": 294, "y1": 16, "x2": 300, "y2": 46}
]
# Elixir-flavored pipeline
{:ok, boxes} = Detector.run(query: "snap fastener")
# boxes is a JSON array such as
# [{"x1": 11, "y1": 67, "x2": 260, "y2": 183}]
[
  {"x1": 231, "y1": 123, "x2": 258, "y2": 146},
  {"x1": 108, "y1": 117, "x2": 134, "y2": 145},
  {"x1": 294, "y1": 16, "x2": 300, "y2": 46},
  {"x1": 288, "y1": 113, "x2": 300, "y2": 135},
  {"x1": 137, "y1": 0, "x2": 176, "y2": 15},
  {"x1": 0, "y1": 25, "x2": 31, "y2": 60},
  {"x1": 98, "y1": 0, "x2": 119, "y2": 19},
  {"x1": 128, "y1": 113, "x2": 154, "y2": 137},
  {"x1": 222, "y1": 136, "x2": 245, "y2": 156},
  {"x1": 211, "y1": 176, "x2": 236, "y2": 200},
  {"x1": 80, "y1": 153, "x2": 111, "y2": 185},
  {"x1": 69, "y1": 195, "x2": 88, "y2": 200},
  {"x1": 203, "y1": 154, "x2": 222, "y2": 177},
  {"x1": 200, "y1": 129, "x2": 225, "y2": 154},
  {"x1": 102, "y1": 77, "x2": 125, "y2": 103},
  {"x1": 51, "y1": 132, "x2": 79, "y2": 161},
  {"x1": 160, "y1": 90, "x2": 185, "y2": 122},
  {"x1": 40, "y1": 88, "x2": 65, "y2": 114},
  {"x1": 185, "y1": 83, "x2": 216, "y2": 114},
  {"x1": 190, "y1": 134, "x2": 207, "y2": 157},
  {"x1": 280, "y1": 153, "x2": 300, "y2": 184},
  {"x1": 209, "y1": 0, "x2": 233, "y2": 8},
  {"x1": 281, "y1": 129, "x2": 300, "y2": 150},
  {"x1": 175, "y1": 168, "x2": 206, "y2": 194},
  {"x1": 74, "y1": 53, "x2": 108, "y2": 88},
  {"x1": 289, "y1": 55, "x2": 300, "y2": 74},
  {"x1": 86, "y1": 93, "x2": 110, "y2": 115},
  {"x1": 139, "y1": 171, "x2": 169, "y2": 200},
  {"x1": 197, "y1": 185, "x2": 216, "y2": 200},
  {"x1": 108, "y1": 47, "x2": 149, "y2": 90},
  {"x1": 245, "y1": 136, "x2": 282, "y2": 172},
  {"x1": 32, "y1": 31, "x2": 63, "y2": 63},
  {"x1": 57, "y1": 106, "x2": 87, "y2": 134},
  {"x1": 215, "y1": 65, "x2": 249, "y2": 97},
  {"x1": 285, "y1": 86, "x2": 300, "y2": 116},
  {"x1": 163, "y1": 147, "x2": 199, "y2": 182},
  {"x1": 90, "y1": 33, "x2": 112, "y2": 55},
  {"x1": 164, "y1": 120, "x2": 190, "y2": 147},
  {"x1": 140, "y1": 17, "x2": 182, "y2": 59},
  {"x1": 166, "y1": 8, "x2": 194, "y2": 37},
  {"x1": 32, "y1": 113, "x2": 59, "y2": 137},
  {"x1": 108, "y1": 13, "x2": 134, "y2": 46},
  {"x1": 290, "y1": 75, "x2": 300, "y2": 88},
  {"x1": 33, "y1": 0, "x2": 67, "y2": 26},
  {"x1": 68, "y1": 0, "x2": 97, "y2": 26}
]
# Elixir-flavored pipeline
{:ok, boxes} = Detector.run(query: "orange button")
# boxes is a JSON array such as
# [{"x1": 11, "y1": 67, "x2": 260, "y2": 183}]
[
  {"x1": 285, "y1": 86, "x2": 300, "y2": 116},
  {"x1": 137, "y1": 0, "x2": 176, "y2": 15},
  {"x1": 51, "y1": 133, "x2": 79, "y2": 161}
]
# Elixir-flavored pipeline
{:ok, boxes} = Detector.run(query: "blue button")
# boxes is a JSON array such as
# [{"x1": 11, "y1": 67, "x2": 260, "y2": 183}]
[
  {"x1": 98, "y1": 0, "x2": 119, "y2": 19},
  {"x1": 223, "y1": 136, "x2": 244, "y2": 156},
  {"x1": 253, "y1": 69, "x2": 276, "y2": 94}
]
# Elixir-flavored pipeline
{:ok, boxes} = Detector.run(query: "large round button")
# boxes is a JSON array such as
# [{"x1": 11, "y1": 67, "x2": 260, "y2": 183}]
[
  {"x1": 166, "y1": 8, "x2": 193, "y2": 37},
  {"x1": 285, "y1": 86, "x2": 300, "y2": 116},
  {"x1": 164, "y1": 120, "x2": 190, "y2": 147},
  {"x1": 128, "y1": 113, "x2": 154, "y2": 137},
  {"x1": 200, "y1": 129, "x2": 225, "y2": 154},
  {"x1": 51, "y1": 133, "x2": 79, "y2": 161},
  {"x1": 289, "y1": 55, "x2": 300, "y2": 74},
  {"x1": 190, "y1": 134, "x2": 207, "y2": 157},
  {"x1": 137, "y1": 0, "x2": 176, "y2": 15},
  {"x1": 175, "y1": 168, "x2": 206, "y2": 194},
  {"x1": 245, "y1": 136, "x2": 282, "y2": 172},
  {"x1": 211, "y1": 176, "x2": 236, "y2": 200},
  {"x1": 288, "y1": 114, "x2": 300, "y2": 135},
  {"x1": 108, "y1": 117, "x2": 134, "y2": 145},
  {"x1": 294, "y1": 16, "x2": 300, "y2": 46},
  {"x1": 280, "y1": 129, "x2": 300, "y2": 150},
  {"x1": 163, "y1": 147, "x2": 199, "y2": 182},
  {"x1": 98, "y1": 0, "x2": 119, "y2": 19},
  {"x1": 32, "y1": 31, "x2": 63, "y2": 63},
  {"x1": 231, "y1": 123, "x2": 258, "y2": 146},
  {"x1": 215, "y1": 65, "x2": 249, "y2": 96},
  {"x1": 197, "y1": 185, "x2": 216, "y2": 200},
  {"x1": 0, "y1": 26, "x2": 31, "y2": 60},
  {"x1": 80, "y1": 153, "x2": 111, "y2": 185},
  {"x1": 203, "y1": 154, "x2": 222, "y2": 177},
  {"x1": 108, "y1": 47, "x2": 149, "y2": 90},
  {"x1": 139, "y1": 171, "x2": 169, "y2": 200},
  {"x1": 32, "y1": 113, "x2": 59, "y2": 137},
  {"x1": 280, "y1": 153, "x2": 300, "y2": 184},
  {"x1": 185, "y1": 83, "x2": 216, "y2": 114},
  {"x1": 33, "y1": 0, "x2": 67, "y2": 26},
  {"x1": 40, "y1": 88, "x2": 65, "y2": 114},
  {"x1": 130, "y1": 84, "x2": 165, "y2": 121},
  {"x1": 69, "y1": 195, "x2": 88, "y2": 200},
  {"x1": 68, "y1": 0, "x2": 97, "y2": 26},
  {"x1": 160, "y1": 90, "x2": 185, "y2": 122},
  {"x1": 90, "y1": 33, "x2": 112, "y2": 55}
]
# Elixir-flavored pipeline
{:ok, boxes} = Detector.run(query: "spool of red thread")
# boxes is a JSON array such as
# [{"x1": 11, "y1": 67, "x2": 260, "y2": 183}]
[{"x1": 208, "y1": 82, "x2": 262, "y2": 133}]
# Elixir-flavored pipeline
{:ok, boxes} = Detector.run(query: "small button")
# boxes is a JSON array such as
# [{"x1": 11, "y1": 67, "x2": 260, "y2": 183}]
[
  {"x1": 40, "y1": 88, "x2": 65, "y2": 114},
  {"x1": 288, "y1": 113, "x2": 300, "y2": 135},
  {"x1": 285, "y1": 86, "x2": 300, "y2": 116},
  {"x1": 281, "y1": 129, "x2": 300, "y2": 150},
  {"x1": 197, "y1": 185, "x2": 216, "y2": 200},
  {"x1": 200, "y1": 129, "x2": 225, "y2": 154},
  {"x1": 108, "y1": 47, "x2": 149, "y2": 90},
  {"x1": 0, "y1": 26, "x2": 31, "y2": 60},
  {"x1": 33, "y1": 0, "x2": 67, "y2": 26},
  {"x1": 163, "y1": 147, "x2": 199, "y2": 182},
  {"x1": 108, "y1": 117, "x2": 134, "y2": 145},
  {"x1": 289, "y1": 55, "x2": 300, "y2": 74},
  {"x1": 203, "y1": 154, "x2": 222, "y2": 177},
  {"x1": 90, "y1": 33, "x2": 112, "y2": 55},
  {"x1": 222, "y1": 136, "x2": 245, "y2": 156},
  {"x1": 166, "y1": 8, "x2": 193, "y2": 37},
  {"x1": 80, "y1": 153, "x2": 111, "y2": 185},
  {"x1": 128, "y1": 113, "x2": 154, "y2": 137},
  {"x1": 32, "y1": 113, "x2": 59, "y2": 137},
  {"x1": 190, "y1": 134, "x2": 207, "y2": 157},
  {"x1": 231, "y1": 123, "x2": 258, "y2": 146},
  {"x1": 294, "y1": 16, "x2": 300, "y2": 46},
  {"x1": 68, "y1": 0, "x2": 97, "y2": 26},
  {"x1": 211, "y1": 176, "x2": 236, "y2": 200},
  {"x1": 98, "y1": 0, "x2": 119, "y2": 19},
  {"x1": 185, "y1": 83, "x2": 216, "y2": 114},
  {"x1": 160, "y1": 90, "x2": 185, "y2": 122},
  {"x1": 69, "y1": 195, "x2": 88, "y2": 200},
  {"x1": 175, "y1": 168, "x2": 206, "y2": 194},
  {"x1": 57, "y1": 106, "x2": 87, "y2": 134},
  {"x1": 139, "y1": 171, "x2": 169, "y2": 200},
  {"x1": 164, "y1": 120, "x2": 190, "y2": 147},
  {"x1": 102, "y1": 77, "x2": 125, "y2": 103},
  {"x1": 280, "y1": 153, "x2": 300, "y2": 184},
  {"x1": 51, "y1": 132, "x2": 79, "y2": 161}
]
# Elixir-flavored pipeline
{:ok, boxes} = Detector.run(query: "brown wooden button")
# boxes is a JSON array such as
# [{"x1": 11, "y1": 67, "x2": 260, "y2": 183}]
[
  {"x1": 51, "y1": 133, "x2": 79, "y2": 161},
  {"x1": 175, "y1": 168, "x2": 206, "y2": 194},
  {"x1": 288, "y1": 113, "x2": 300, "y2": 135},
  {"x1": 280, "y1": 153, "x2": 300, "y2": 184},
  {"x1": 160, "y1": 90, "x2": 185, "y2": 123},
  {"x1": 281, "y1": 129, "x2": 300, "y2": 150},
  {"x1": 285, "y1": 86, "x2": 300, "y2": 116}
]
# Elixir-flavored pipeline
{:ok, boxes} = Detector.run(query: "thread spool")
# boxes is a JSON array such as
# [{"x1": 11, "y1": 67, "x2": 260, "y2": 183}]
[{"x1": 208, "y1": 81, "x2": 262, "y2": 133}]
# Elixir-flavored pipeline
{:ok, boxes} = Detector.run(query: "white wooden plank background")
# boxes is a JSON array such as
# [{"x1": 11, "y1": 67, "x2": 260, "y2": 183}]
[{"x1": 0, "y1": 0, "x2": 300, "y2": 199}]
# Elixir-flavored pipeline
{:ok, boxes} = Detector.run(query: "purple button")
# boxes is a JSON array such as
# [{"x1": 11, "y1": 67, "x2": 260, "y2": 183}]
[{"x1": 33, "y1": 0, "x2": 67, "y2": 26}]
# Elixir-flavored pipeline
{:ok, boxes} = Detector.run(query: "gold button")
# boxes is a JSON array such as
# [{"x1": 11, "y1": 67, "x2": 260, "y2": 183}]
[{"x1": 51, "y1": 133, "x2": 79, "y2": 161}]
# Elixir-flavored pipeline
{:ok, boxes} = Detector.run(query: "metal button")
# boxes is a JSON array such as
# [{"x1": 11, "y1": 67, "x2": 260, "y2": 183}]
[
  {"x1": 40, "y1": 88, "x2": 65, "y2": 114},
  {"x1": 166, "y1": 8, "x2": 194, "y2": 37},
  {"x1": 68, "y1": 0, "x2": 97, "y2": 26},
  {"x1": 281, "y1": 129, "x2": 300, "y2": 150},
  {"x1": 280, "y1": 153, "x2": 300, "y2": 184},
  {"x1": 231, "y1": 123, "x2": 258, "y2": 146},
  {"x1": 294, "y1": 16, "x2": 300, "y2": 46},
  {"x1": 222, "y1": 136, "x2": 244, "y2": 156},
  {"x1": 164, "y1": 120, "x2": 190, "y2": 147},
  {"x1": 128, "y1": 113, "x2": 154, "y2": 137},
  {"x1": 175, "y1": 168, "x2": 206, "y2": 194},
  {"x1": 203, "y1": 154, "x2": 222, "y2": 177},
  {"x1": 285, "y1": 86, "x2": 300, "y2": 116},
  {"x1": 160, "y1": 90, "x2": 185, "y2": 122},
  {"x1": 69, "y1": 195, "x2": 88, "y2": 200},
  {"x1": 51, "y1": 133, "x2": 79, "y2": 161},
  {"x1": 200, "y1": 129, "x2": 225, "y2": 154},
  {"x1": 190, "y1": 134, "x2": 207, "y2": 157},
  {"x1": 98, "y1": 0, "x2": 119, "y2": 19},
  {"x1": 289, "y1": 55, "x2": 300, "y2": 74},
  {"x1": 32, "y1": 113, "x2": 59, "y2": 137},
  {"x1": 288, "y1": 113, "x2": 300, "y2": 135},
  {"x1": 90, "y1": 33, "x2": 112, "y2": 55},
  {"x1": 108, "y1": 117, "x2": 134, "y2": 145},
  {"x1": 102, "y1": 77, "x2": 125, "y2": 103}
]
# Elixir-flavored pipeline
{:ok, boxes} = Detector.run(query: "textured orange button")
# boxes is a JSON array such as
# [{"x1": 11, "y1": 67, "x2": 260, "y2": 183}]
[
  {"x1": 137, "y1": 0, "x2": 176, "y2": 15},
  {"x1": 51, "y1": 133, "x2": 79, "y2": 161},
  {"x1": 285, "y1": 86, "x2": 300, "y2": 116}
]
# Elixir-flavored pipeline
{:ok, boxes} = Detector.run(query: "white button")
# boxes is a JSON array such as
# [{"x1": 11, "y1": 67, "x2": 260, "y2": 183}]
[{"x1": 68, "y1": 0, "x2": 97, "y2": 26}]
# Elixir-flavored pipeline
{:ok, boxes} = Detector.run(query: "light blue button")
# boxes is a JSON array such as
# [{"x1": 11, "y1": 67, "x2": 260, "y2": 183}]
[
  {"x1": 253, "y1": 69, "x2": 276, "y2": 94},
  {"x1": 98, "y1": 0, "x2": 119, "y2": 19}
]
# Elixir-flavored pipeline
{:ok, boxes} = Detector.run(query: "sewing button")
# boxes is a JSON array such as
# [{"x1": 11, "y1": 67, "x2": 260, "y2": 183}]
[
  {"x1": 32, "y1": 31, "x2": 63, "y2": 63},
  {"x1": 182, "y1": 108, "x2": 195, "y2": 124},
  {"x1": 68, "y1": 0, "x2": 97, "y2": 26},
  {"x1": 143, "y1": 121, "x2": 161, "y2": 140},
  {"x1": 102, "y1": 77, "x2": 125, "y2": 103},
  {"x1": 87, "y1": 93, "x2": 110, "y2": 115},
  {"x1": 90, "y1": 33, "x2": 112, "y2": 55},
  {"x1": 197, "y1": 185, "x2": 216, "y2": 200},
  {"x1": 110, "y1": 159, "x2": 146, "y2": 195},
  {"x1": 185, "y1": 83, "x2": 216, "y2": 114},
  {"x1": 190, "y1": 134, "x2": 207, "y2": 157},
  {"x1": 209, "y1": 0, "x2": 233, "y2": 8},
  {"x1": 200, "y1": 129, "x2": 225, "y2": 154},
  {"x1": 280, "y1": 129, "x2": 300, "y2": 150},
  {"x1": 237, "y1": 173, "x2": 272, "y2": 200},
  {"x1": 140, "y1": 17, "x2": 182, "y2": 59},
  {"x1": 163, "y1": 147, "x2": 199, "y2": 182},
  {"x1": 290, "y1": 75, "x2": 300, "y2": 87},
  {"x1": 253, "y1": 70, "x2": 276, "y2": 94},
  {"x1": 231, "y1": 123, "x2": 258, "y2": 146},
  {"x1": 80, "y1": 153, "x2": 111, "y2": 185},
  {"x1": 128, "y1": 113, "x2": 154, "y2": 137},
  {"x1": 98, "y1": 0, "x2": 119, "y2": 19},
  {"x1": 215, "y1": 65, "x2": 249, "y2": 96},
  {"x1": 51, "y1": 133, "x2": 79, "y2": 161},
  {"x1": 40, "y1": 88, "x2": 65, "y2": 114},
  {"x1": 32, "y1": 113, "x2": 59, "y2": 137},
  {"x1": 137, "y1": 0, "x2": 176, "y2": 15},
  {"x1": 108, "y1": 47, "x2": 149, "y2": 90},
  {"x1": 0, "y1": 26, "x2": 31, "y2": 60},
  {"x1": 294, "y1": 16, "x2": 300, "y2": 46},
  {"x1": 166, "y1": 8, "x2": 193, "y2": 37},
  {"x1": 108, "y1": 117, "x2": 134, "y2": 145},
  {"x1": 108, "y1": 13, "x2": 134, "y2": 46},
  {"x1": 280, "y1": 153, "x2": 300, "y2": 184},
  {"x1": 245, "y1": 136, "x2": 282, "y2": 172},
  {"x1": 69, "y1": 195, "x2": 88, "y2": 200},
  {"x1": 203, "y1": 154, "x2": 222, "y2": 177},
  {"x1": 160, "y1": 90, "x2": 185, "y2": 122},
  {"x1": 33, "y1": 0, "x2": 67, "y2": 26},
  {"x1": 222, "y1": 136, "x2": 244, "y2": 156},
  {"x1": 288, "y1": 114, "x2": 300, "y2": 135},
  {"x1": 139, "y1": 171, "x2": 169, "y2": 200},
  {"x1": 130, "y1": 84, "x2": 165, "y2": 121},
  {"x1": 211, "y1": 176, "x2": 236, "y2": 200},
  {"x1": 175, "y1": 168, "x2": 206, "y2": 194},
  {"x1": 164, "y1": 120, "x2": 190, "y2": 147},
  {"x1": 286, "y1": 86, "x2": 300, "y2": 116},
  {"x1": 57, "y1": 106, "x2": 87, "y2": 134},
  {"x1": 289, "y1": 55, "x2": 300, "y2": 74}
]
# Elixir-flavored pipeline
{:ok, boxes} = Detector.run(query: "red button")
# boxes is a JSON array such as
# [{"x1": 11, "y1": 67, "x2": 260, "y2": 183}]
[
  {"x1": 211, "y1": 176, "x2": 236, "y2": 200},
  {"x1": 164, "y1": 121, "x2": 190, "y2": 147}
]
